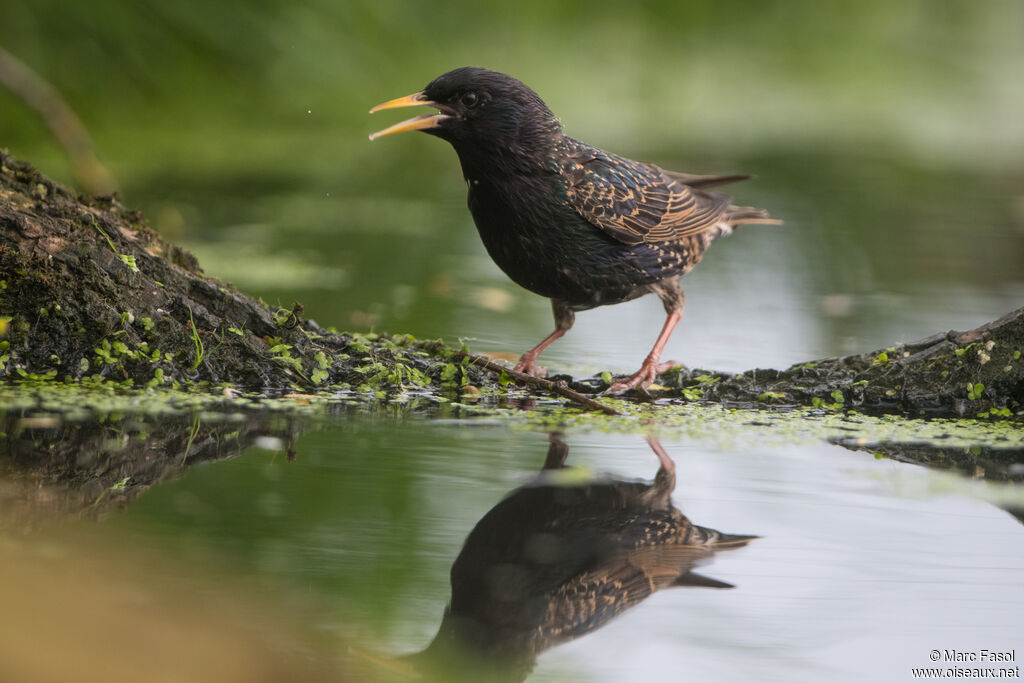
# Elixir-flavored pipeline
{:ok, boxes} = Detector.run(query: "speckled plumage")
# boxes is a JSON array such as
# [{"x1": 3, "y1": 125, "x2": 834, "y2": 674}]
[
  {"x1": 370, "y1": 67, "x2": 779, "y2": 393},
  {"x1": 409, "y1": 436, "x2": 756, "y2": 680},
  {"x1": 464, "y1": 134, "x2": 723, "y2": 311}
]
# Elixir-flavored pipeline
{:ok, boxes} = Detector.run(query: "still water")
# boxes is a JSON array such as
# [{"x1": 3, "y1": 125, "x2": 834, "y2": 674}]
[{"x1": 4, "y1": 413, "x2": 1018, "y2": 682}]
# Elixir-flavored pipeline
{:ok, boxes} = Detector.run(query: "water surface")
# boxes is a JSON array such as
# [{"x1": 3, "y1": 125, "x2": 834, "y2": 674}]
[{"x1": 77, "y1": 419, "x2": 1024, "y2": 682}]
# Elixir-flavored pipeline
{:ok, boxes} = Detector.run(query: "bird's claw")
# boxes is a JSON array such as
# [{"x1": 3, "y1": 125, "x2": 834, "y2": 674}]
[
  {"x1": 603, "y1": 360, "x2": 683, "y2": 396},
  {"x1": 513, "y1": 355, "x2": 548, "y2": 378}
]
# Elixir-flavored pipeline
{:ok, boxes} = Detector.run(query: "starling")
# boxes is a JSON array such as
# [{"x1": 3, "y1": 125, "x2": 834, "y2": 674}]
[
  {"x1": 408, "y1": 434, "x2": 756, "y2": 680},
  {"x1": 370, "y1": 67, "x2": 779, "y2": 394}
]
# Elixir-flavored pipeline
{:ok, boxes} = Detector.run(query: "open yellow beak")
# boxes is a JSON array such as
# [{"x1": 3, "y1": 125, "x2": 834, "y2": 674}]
[{"x1": 368, "y1": 91, "x2": 450, "y2": 140}]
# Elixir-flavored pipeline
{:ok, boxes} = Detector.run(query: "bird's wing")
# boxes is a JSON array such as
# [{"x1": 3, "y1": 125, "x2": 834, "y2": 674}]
[
  {"x1": 660, "y1": 170, "x2": 752, "y2": 189},
  {"x1": 539, "y1": 543, "x2": 721, "y2": 642},
  {"x1": 559, "y1": 141, "x2": 731, "y2": 246}
]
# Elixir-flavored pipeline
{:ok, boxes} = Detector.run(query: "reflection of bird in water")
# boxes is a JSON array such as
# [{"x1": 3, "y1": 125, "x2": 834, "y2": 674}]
[{"x1": 408, "y1": 435, "x2": 757, "y2": 682}]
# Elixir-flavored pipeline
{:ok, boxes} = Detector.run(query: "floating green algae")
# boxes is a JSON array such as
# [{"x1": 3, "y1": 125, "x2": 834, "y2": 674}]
[{"x1": 3, "y1": 381, "x2": 1020, "y2": 449}]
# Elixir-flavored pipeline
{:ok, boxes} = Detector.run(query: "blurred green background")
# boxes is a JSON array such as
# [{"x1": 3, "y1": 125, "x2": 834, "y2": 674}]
[{"x1": 2, "y1": 0, "x2": 1022, "y2": 373}]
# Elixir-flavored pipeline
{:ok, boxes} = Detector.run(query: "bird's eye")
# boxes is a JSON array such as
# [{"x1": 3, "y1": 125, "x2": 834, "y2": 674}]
[{"x1": 461, "y1": 91, "x2": 479, "y2": 107}]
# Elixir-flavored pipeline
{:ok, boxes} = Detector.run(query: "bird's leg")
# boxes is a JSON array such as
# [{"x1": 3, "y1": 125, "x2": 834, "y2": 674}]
[
  {"x1": 646, "y1": 436, "x2": 676, "y2": 476},
  {"x1": 641, "y1": 435, "x2": 677, "y2": 506},
  {"x1": 541, "y1": 432, "x2": 570, "y2": 470},
  {"x1": 513, "y1": 299, "x2": 574, "y2": 377},
  {"x1": 606, "y1": 284, "x2": 685, "y2": 395},
  {"x1": 605, "y1": 312, "x2": 680, "y2": 394}
]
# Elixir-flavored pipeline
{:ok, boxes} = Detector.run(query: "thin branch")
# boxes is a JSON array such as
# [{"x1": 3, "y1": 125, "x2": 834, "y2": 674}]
[
  {"x1": 420, "y1": 342, "x2": 621, "y2": 415},
  {"x1": 0, "y1": 45, "x2": 116, "y2": 195}
]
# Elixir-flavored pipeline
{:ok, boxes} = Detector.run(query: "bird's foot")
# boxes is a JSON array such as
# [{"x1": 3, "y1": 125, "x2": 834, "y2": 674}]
[
  {"x1": 604, "y1": 360, "x2": 682, "y2": 396},
  {"x1": 513, "y1": 354, "x2": 548, "y2": 378}
]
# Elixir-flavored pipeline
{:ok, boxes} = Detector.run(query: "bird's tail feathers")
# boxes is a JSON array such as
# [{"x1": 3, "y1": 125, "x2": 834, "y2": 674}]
[
  {"x1": 672, "y1": 572, "x2": 736, "y2": 589},
  {"x1": 665, "y1": 171, "x2": 753, "y2": 189},
  {"x1": 690, "y1": 526, "x2": 760, "y2": 549},
  {"x1": 727, "y1": 204, "x2": 782, "y2": 227},
  {"x1": 708, "y1": 532, "x2": 760, "y2": 548}
]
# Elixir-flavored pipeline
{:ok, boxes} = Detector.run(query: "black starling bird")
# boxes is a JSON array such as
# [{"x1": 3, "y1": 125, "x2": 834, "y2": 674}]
[
  {"x1": 370, "y1": 67, "x2": 779, "y2": 394},
  {"x1": 406, "y1": 434, "x2": 756, "y2": 681}
]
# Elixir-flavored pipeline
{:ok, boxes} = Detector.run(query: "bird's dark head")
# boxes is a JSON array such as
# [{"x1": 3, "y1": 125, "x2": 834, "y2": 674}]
[{"x1": 369, "y1": 67, "x2": 561, "y2": 160}]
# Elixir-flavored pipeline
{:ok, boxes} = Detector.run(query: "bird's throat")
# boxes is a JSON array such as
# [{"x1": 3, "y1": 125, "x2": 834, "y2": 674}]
[{"x1": 451, "y1": 134, "x2": 556, "y2": 184}]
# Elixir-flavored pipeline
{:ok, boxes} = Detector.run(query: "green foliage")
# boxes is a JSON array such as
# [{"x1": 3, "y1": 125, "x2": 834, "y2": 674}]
[
  {"x1": 977, "y1": 407, "x2": 1012, "y2": 420},
  {"x1": 811, "y1": 396, "x2": 844, "y2": 411},
  {"x1": 679, "y1": 387, "x2": 703, "y2": 401},
  {"x1": 440, "y1": 363, "x2": 459, "y2": 383},
  {"x1": 267, "y1": 338, "x2": 303, "y2": 373},
  {"x1": 954, "y1": 343, "x2": 979, "y2": 359},
  {"x1": 311, "y1": 351, "x2": 330, "y2": 385},
  {"x1": 90, "y1": 217, "x2": 140, "y2": 273},
  {"x1": 14, "y1": 368, "x2": 58, "y2": 382},
  {"x1": 272, "y1": 308, "x2": 292, "y2": 327},
  {"x1": 94, "y1": 338, "x2": 118, "y2": 364},
  {"x1": 145, "y1": 367, "x2": 165, "y2": 388},
  {"x1": 187, "y1": 307, "x2": 205, "y2": 371}
]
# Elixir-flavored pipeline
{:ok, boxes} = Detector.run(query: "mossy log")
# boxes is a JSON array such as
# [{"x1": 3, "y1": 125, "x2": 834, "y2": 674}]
[
  {"x1": 633, "y1": 307, "x2": 1024, "y2": 418},
  {"x1": 1, "y1": 151, "x2": 1021, "y2": 419},
  {"x1": 0, "y1": 151, "x2": 456, "y2": 391}
]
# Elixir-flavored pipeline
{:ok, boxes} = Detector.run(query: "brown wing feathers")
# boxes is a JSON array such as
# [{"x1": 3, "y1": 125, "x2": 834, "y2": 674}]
[{"x1": 560, "y1": 139, "x2": 778, "y2": 246}]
